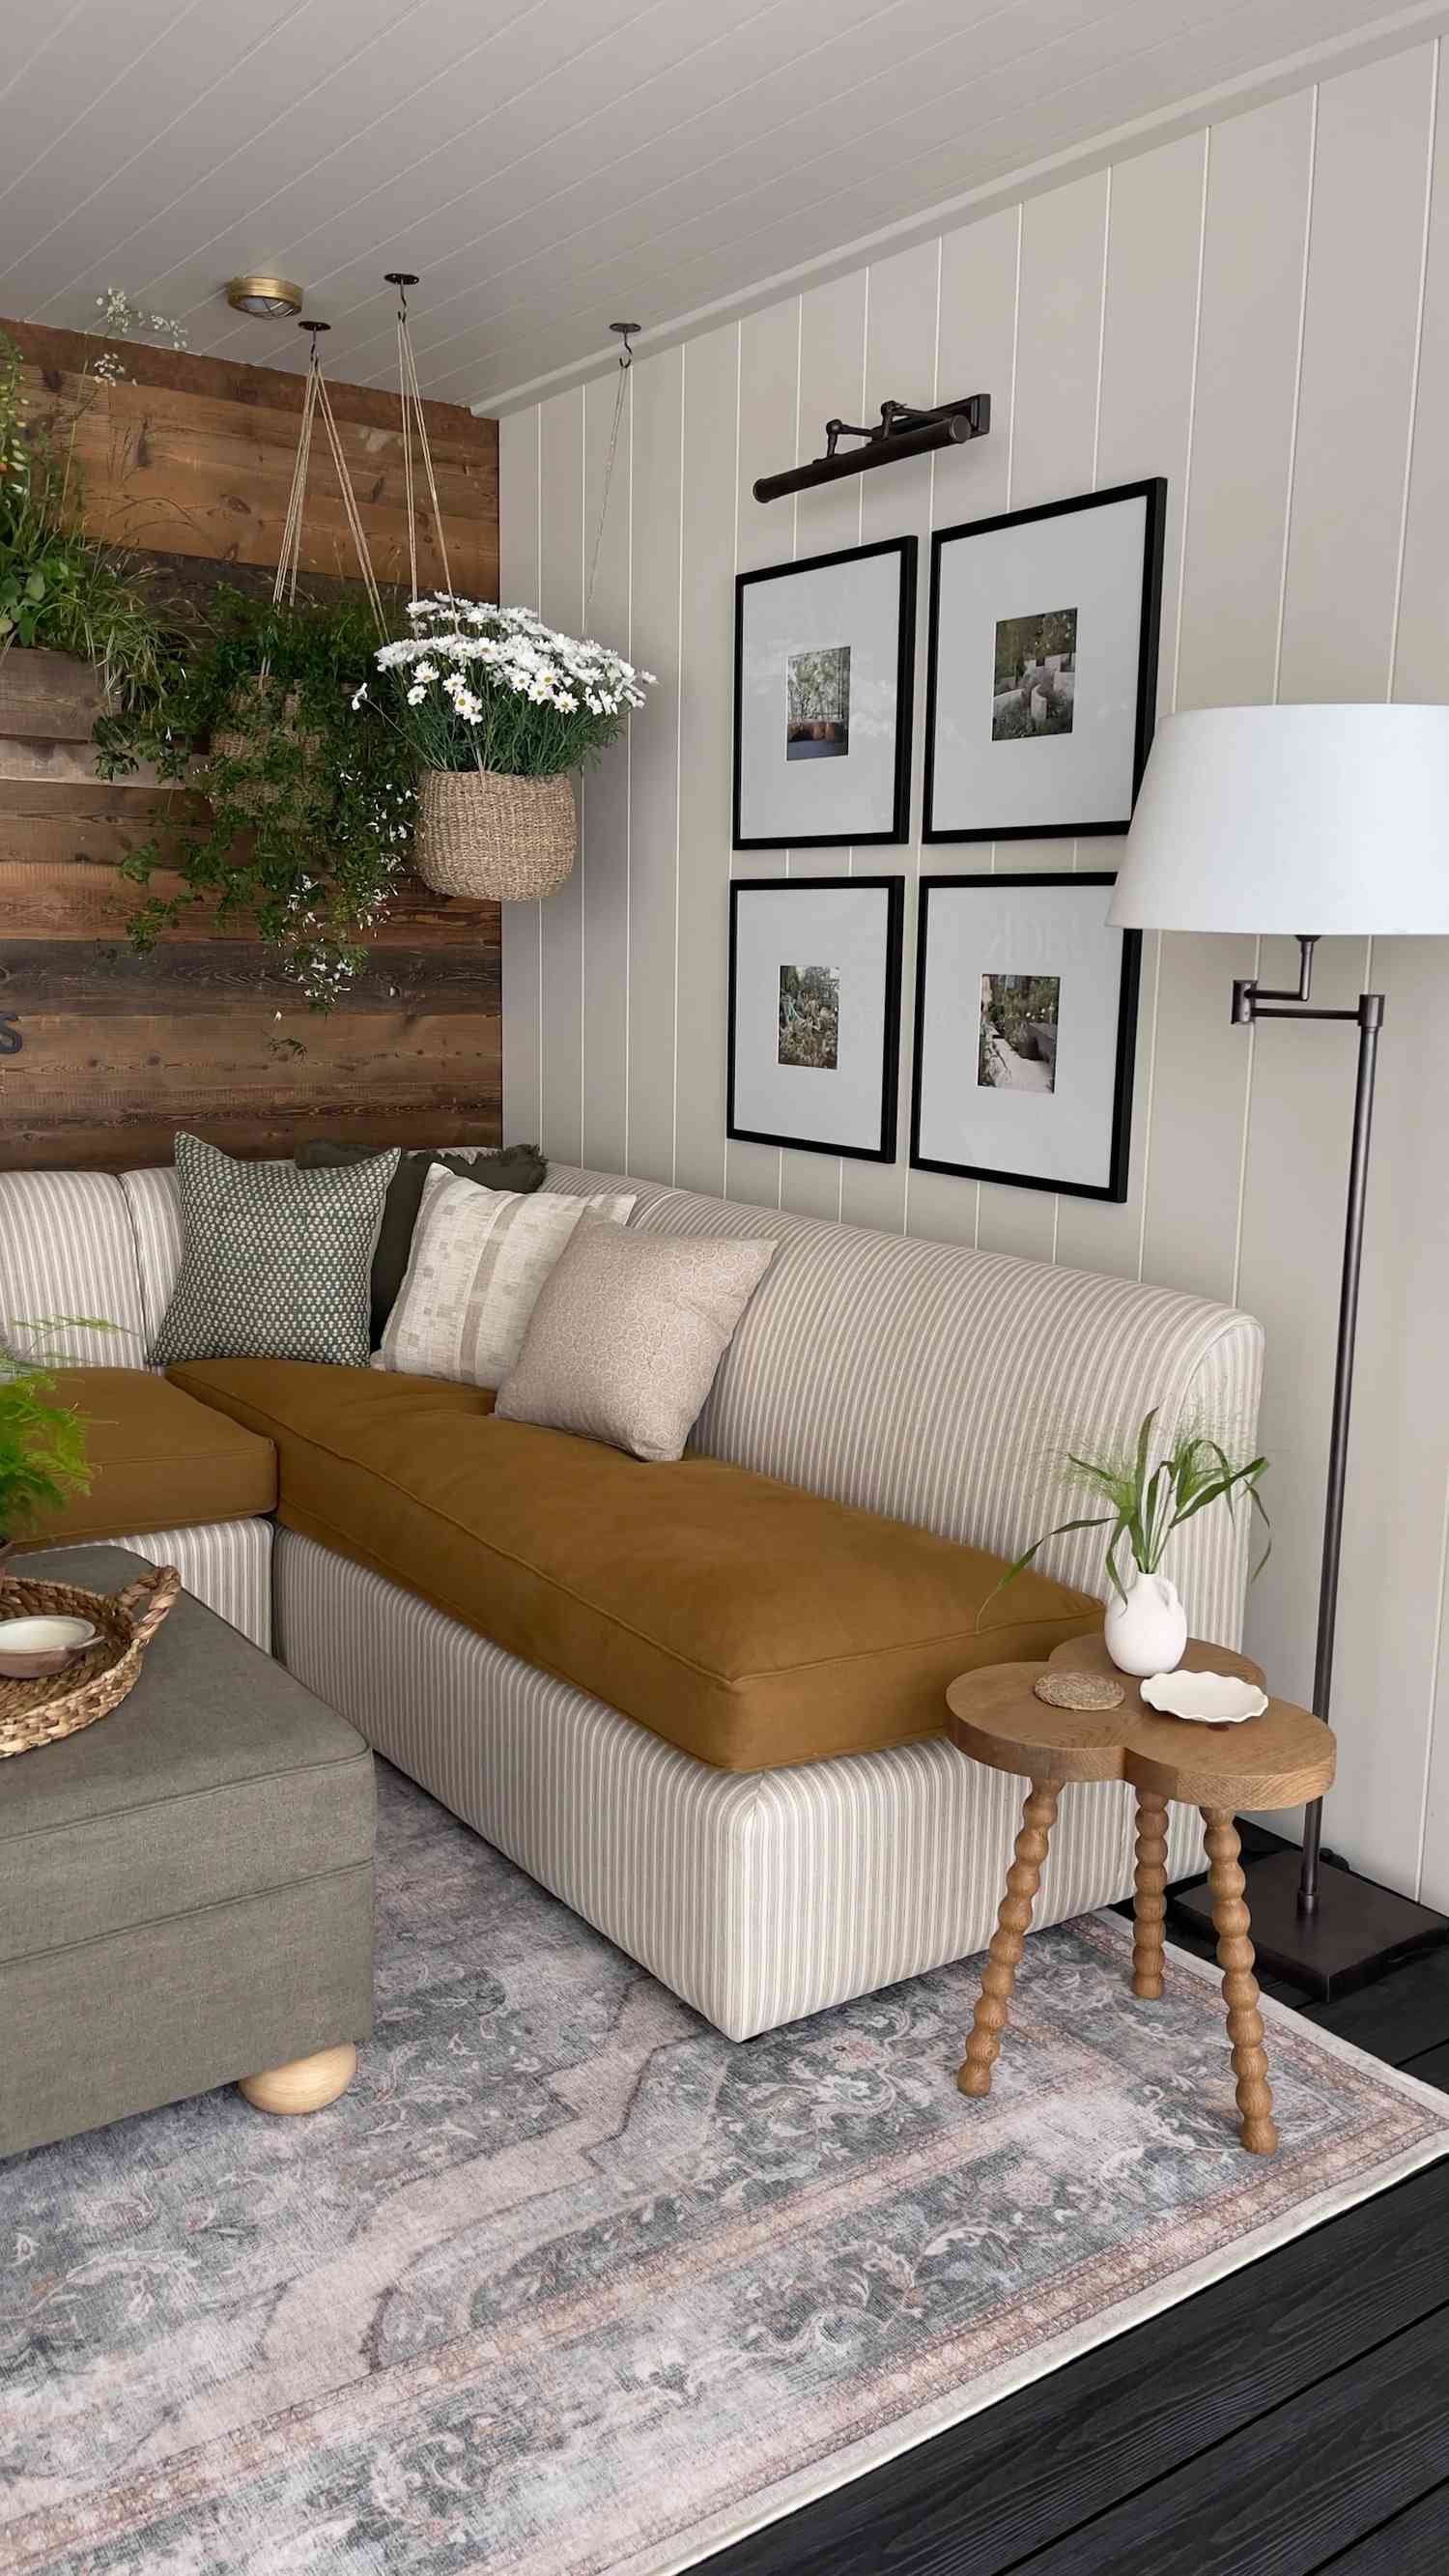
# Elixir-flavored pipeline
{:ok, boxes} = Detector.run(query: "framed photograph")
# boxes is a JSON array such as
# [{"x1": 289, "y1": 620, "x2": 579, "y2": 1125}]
[
  {"x1": 923, "y1": 479, "x2": 1166, "y2": 842},
  {"x1": 910, "y1": 873, "x2": 1140, "y2": 1201},
  {"x1": 733, "y1": 537, "x2": 916, "y2": 848},
  {"x1": 728, "y1": 875, "x2": 905, "y2": 1161}
]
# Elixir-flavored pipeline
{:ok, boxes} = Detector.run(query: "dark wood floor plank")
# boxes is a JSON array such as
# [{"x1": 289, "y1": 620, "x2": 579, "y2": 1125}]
[
  {"x1": 1315, "y1": 2477, "x2": 1449, "y2": 2573},
  {"x1": 1302, "y1": 1944, "x2": 1449, "y2": 2064},
  {"x1": 702, "y1": 2162, "x2": 1449, "y2": 2576},
  {"x1": 1007, "y1": 2303, "x2": 1449, "y2": 2576},
  {"x1": 1402, "y1": 2038, "x2": 1449, "y2": 2091}
]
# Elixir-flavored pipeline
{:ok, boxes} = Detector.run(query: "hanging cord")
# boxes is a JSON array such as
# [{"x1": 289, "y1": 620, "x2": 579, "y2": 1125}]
[
  {"x1": 273, "y1": 321, "x2": 386, "y2": 635},
  {"x1": 583, "y1": 323, "x2": 636, "y2": 631},
  {"x1": 387, "y1": 272, "x2": 454, "y2": 603}
]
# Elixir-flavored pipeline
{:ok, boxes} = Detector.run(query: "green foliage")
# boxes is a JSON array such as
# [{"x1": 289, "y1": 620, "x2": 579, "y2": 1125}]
[
  {"x1": 0, "y1": 1323, "x2": 106, "y2": 1542},
  {"x1": 980, "y1": 1406, "x2": 1270, "y2": 1621},
  {"x1": 0, "y1": 329, "x2": 172, "y2": 705},
  {"x1": 95, "y1": 587, "x2": 415, "y2": 1008}
]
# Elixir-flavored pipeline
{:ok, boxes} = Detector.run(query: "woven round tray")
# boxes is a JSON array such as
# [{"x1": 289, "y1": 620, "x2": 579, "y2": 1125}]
[{"x1": 0, "y1": 1564, "x2": 181, "y2": 1760}]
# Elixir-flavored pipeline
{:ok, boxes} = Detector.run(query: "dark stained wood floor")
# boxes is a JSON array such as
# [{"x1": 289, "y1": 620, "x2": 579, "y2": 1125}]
[{"x1": 704, "y1": 1830, "x2": 1449, "y2": 2576}]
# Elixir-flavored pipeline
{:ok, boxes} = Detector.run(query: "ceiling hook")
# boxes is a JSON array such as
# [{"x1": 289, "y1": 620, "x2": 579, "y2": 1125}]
[
  {"x1": 384, "y1": 270, "x2": 420, "y2": 324},
  {"x1": 610, "y1": 320, "x2": 640, "y2": 371},
  {"x1": 298, "y1": 318, "x2": 330, "y2": 368}
]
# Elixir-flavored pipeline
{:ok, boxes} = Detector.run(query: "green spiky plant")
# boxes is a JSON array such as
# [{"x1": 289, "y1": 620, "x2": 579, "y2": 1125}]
[
  {"x1": 0, "y1": 1323, "x2": 107, "y2": 1552},
  {"x1": 981, "y1": 1406, "x2": 1270, "y2": 1622}
]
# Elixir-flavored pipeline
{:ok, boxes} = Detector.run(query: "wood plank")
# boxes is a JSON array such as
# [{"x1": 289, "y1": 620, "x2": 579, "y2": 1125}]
[
  {"x1": 0, "y1": 1107, "x2": 503, "y2": 1174},
  {"x1": 1302, "y1": 1940, "x2": 1449, "y2": 2064},
  {"x1": 497, "y1": 405, "x2": 544, "y2": 1151},
  {"x1": 702, "y1": 2162, "x2": 1449, "y2": 2576},
  {"x1": 1402, "y1": 2041, "x2": 1449, "y2": 2092},
  {"x1": 777, "y1": 268, "x2": 870, "y2": 1226},
  {"x1": 538, "y1": 384, "x2": 585, "y2": 1167},
  {"x1": 672, "y1": 318, "x2": 741, "y2": 1203},
  {"x1": 901, "y1": 206, "x2": 1021, "y2": 1257},
  {"x1": 6, "y1": 316, "x2": 498, "y2": 454},
  {"x1": 0, "y1": 732, "x2": 180, "y2": 789},
  {"x1": 0, "y1": 856, "x2": 497, "y2": 949},
  {"x1": 1005, "y1": 2297, "x2": 1449, "y2": 2576},
  {"x1": 1053, "y1": 130, "x2": 1205, "y2": 1287},
  {"x1": 0, "y1": 1009, "x2": 500, "y2": 1171},
  {"x1": 975, "y1": 168, "x2": 1108, "y2": 1270},
  {"x1": 0, "y1": 938, "x2": 498, "y2": 1014},
  {"x1": 626, "y1": 347, "x2": 684, "y2": 1190},
  {"x1": 580, "y1": 362, "x2": 631, "y2": 1176},
  {"x1": 1324, "y1": 2478, "x2": 1449, "y2": 2573},
  {"x1": 0, "y1": 647, "x2": 103, "y2": 740}
]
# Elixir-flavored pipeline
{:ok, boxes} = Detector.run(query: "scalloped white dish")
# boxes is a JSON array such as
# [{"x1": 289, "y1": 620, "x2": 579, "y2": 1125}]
[{"x1": 1140, "y1": 1670, "x2": 1268, "y2": 1726}]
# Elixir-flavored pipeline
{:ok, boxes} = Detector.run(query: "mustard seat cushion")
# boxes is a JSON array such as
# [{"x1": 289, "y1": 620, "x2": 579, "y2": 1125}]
[
  {"x1": 22, "y1": 1368, "x2": 278, "y2": 1544},
  {"x1": 170, "y1": 1358, "x2": 1101, "y2": 1773}
]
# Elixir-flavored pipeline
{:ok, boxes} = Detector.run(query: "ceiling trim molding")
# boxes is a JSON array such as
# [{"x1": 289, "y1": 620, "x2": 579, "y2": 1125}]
[{"x1": 472, "y1": 0, "x2": 1449, "y2": 417}]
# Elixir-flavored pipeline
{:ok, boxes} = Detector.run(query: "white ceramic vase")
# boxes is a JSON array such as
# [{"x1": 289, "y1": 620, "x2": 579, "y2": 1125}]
[{"x1": 1103, "y1": 1568, "x2": 1188, "y2": 1678}]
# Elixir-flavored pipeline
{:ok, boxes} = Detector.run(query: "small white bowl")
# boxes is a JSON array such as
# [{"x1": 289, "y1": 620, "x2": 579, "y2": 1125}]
[
  {"x1": 0, "y1": 1615, "x2": 99, "y2": 1679},
  {"x1": 1141, "y1": 1669, "x2": 1268, "y2": 1726}
]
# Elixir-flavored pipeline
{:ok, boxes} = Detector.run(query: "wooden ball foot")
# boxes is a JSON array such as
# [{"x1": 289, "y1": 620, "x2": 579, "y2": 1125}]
[{"x1": 238, "y1": 2041, "x2": 357, "y2": 2116}]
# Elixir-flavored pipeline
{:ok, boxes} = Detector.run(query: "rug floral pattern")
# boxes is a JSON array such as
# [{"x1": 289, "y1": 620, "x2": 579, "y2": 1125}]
[{"x1": 3, "y1": 1768, "x2": 1446, "y2": 2576}]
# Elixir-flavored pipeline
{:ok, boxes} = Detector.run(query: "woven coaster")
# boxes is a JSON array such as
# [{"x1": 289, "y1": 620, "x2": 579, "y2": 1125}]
[{"x1": 1034, "y1": 1670, "x2": 1125, "y2": 1712}]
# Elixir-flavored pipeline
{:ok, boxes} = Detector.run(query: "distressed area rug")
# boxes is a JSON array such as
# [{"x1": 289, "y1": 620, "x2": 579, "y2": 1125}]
[{"x1": 4, "y1": 1769, "x2": 1448, "y2": 2576}]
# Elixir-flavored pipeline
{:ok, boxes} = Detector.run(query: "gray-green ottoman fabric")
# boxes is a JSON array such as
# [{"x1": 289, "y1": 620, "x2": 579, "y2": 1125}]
[{"x1": 0, "y1": 1545, "x2": 374, "y2": 2159}]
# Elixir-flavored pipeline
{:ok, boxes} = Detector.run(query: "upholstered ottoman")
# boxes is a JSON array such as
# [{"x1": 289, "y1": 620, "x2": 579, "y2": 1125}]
[{"x1": 0, "y1": 1545, "x2": 374, "y2": 2160}]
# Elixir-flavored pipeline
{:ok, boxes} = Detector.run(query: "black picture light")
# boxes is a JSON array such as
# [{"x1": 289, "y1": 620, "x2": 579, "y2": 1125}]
[{"x1": 754, "y1": 394, "x2": 990, "y2": 503}]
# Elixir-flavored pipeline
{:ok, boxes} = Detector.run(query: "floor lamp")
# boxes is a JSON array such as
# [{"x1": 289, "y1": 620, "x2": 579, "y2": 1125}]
[{"x1": 1108, "y1": 701, "x2": 1449, "y2": 1998}]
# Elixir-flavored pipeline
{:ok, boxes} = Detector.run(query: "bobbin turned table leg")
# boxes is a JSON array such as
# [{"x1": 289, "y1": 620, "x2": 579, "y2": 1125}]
[
  {"x1": 959, "y1": 1777, "x2": 1061, "y2": 2099},
  {"x1": 1202, "y1": 1809, "x2": 1278, "y2": 2155},
  {"x1": 1131, "y1": 1788, "x2": 1171, "y2": 1999}
]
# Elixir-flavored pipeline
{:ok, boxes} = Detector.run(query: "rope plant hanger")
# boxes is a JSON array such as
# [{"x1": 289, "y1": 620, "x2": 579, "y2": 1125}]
[
  {"x1": 210, "y1": 317, "x2": 387, "y2": 814},
  {"x1": 380, "y1": 284, "x2": 653, "y2": 903}
]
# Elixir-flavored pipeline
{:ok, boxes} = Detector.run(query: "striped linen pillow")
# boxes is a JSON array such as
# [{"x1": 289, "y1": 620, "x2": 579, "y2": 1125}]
[{"x1": 378, "y1": 1166, "x2": 637, "y2": 1389}]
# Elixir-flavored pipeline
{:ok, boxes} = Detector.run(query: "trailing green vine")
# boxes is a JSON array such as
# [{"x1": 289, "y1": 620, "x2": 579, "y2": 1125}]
[{"x1": 95, "y1": 588, "x2": 415, "y2": 1008}]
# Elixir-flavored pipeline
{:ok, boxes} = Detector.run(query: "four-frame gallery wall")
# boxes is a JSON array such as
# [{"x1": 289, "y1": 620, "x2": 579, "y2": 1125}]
[
  {"x1": 0, "y1": 318, "x2": 500, "y2": 1173},
  {"x1": 727, "y1": 479, "x2": 1163, "y2": 1203}
]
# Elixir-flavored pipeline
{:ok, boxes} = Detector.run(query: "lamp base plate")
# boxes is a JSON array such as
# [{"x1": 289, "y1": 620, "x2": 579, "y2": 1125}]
[{"x1": 1171, "y1": 1846, "x2": 1449, "y2": 2002}]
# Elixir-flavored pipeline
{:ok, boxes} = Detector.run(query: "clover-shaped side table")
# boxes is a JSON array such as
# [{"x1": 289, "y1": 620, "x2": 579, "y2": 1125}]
[{"x1": 946, "y1": 1637, "x2": 1335, "y2": 2155}]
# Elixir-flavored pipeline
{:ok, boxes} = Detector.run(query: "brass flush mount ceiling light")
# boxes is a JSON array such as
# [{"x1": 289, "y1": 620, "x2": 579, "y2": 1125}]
[{"x1": 225, "y1": 274, "x2": 304, "y2": 319}]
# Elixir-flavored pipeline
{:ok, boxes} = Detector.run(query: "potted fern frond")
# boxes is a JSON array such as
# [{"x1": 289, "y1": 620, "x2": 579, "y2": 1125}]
[
  {"x1": 0, "y1": 1326, "x2": 99, "y2": 1564},
  {"x1": 988, "y1": 1407, "x2": 1270, "y2": 1676}
]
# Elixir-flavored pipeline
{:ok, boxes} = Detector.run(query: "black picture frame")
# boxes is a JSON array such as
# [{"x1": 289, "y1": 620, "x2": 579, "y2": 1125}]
[
  {"x1": 732, "y1": 536, "x2": 917, "y2": 850},
  {"x1": 909, "y1": 873, "x2": 1140, "y2": 1202},
  {"x1": 727, "y1": 874, "x2": 905, "y2": 1161},
  {"x1": 923, "y1": 478, "x2": 1167, "y2": 844}
]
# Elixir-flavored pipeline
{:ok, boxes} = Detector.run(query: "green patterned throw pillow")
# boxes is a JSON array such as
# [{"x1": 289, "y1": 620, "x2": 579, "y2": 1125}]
[{"x1": 153, "y1": 1133, "x2": 400, "y2": 1368}]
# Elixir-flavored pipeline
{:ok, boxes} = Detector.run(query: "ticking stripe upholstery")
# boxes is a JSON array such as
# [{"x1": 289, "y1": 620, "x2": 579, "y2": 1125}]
[
  {"x1": 0, "y1": 1171, "x2": 148, "y2": 1366},
  {"x1": 37, "y1": 1516, "x2": 272, "y2": 1651},
  {"x1": 118, "y1": 1168, "x2": 185, "y2": 1355},
  {"x1": 543, "y1": 1167, "x2": 1264, "y2": 1648},
  {"x1": 275, "y1": 1530, "x2": 1204, "y2": 2039}
]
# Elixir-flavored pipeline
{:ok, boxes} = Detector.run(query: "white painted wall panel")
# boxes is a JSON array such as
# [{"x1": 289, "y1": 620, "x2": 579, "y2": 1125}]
[{"x1": 498, "y1": 42, "x2": 1449, "y2": 1903}]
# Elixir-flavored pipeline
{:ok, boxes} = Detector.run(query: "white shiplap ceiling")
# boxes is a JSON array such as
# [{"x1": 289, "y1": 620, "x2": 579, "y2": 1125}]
[{"x1": 0, "y1": 0, "x2": 1440, "y2": 412}]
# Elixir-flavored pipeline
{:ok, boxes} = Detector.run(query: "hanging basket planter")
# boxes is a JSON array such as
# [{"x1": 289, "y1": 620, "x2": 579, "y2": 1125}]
[
  {"x1": 209, "y1": 674, "x2": 325, "y2": 817},
  {"x1": 414, "y1": 765, "x2": 576, "y2": 901}
]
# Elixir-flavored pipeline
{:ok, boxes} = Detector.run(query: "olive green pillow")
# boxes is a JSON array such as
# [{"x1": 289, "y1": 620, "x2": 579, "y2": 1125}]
[
  {"x1": 296, "y1": 1141, "x2": 547, "y2": 1344},
  {"x1": 155, "y1": 1132, "x2": 399, "y2": 1368}
]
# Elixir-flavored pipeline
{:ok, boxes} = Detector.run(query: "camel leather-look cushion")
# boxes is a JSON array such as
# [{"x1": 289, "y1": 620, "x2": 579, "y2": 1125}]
[
  {"x1": 18, "y1": 1366, "x2": 277, "y2": 1544},
  {"x1": 168, "y1": 1357, "x2": 1102, "y2": 1774}
]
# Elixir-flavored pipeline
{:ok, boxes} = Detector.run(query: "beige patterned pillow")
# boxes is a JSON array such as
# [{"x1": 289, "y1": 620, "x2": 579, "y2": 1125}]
[
  {"x1": 495, "y1": 1222, "x2": 777, "y2": 1462},
  {"x1": 379, "y1": 1169, "x2": 637, "y2": 1388}
]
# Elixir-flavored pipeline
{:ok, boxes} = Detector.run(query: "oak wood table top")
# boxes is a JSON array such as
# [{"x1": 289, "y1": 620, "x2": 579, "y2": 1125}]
[{"x1": 946, "y1": 1635, "x2": 1335, "y2": 1813}]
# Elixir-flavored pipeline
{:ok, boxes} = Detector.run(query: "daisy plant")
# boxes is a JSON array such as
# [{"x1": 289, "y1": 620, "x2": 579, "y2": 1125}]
[
  {"x1": 360, "y1": 596, "x2": 654, "y2": 776},
  {"x1": 980, "y1": 1406, "x2": 1270, "y2": 1621}
]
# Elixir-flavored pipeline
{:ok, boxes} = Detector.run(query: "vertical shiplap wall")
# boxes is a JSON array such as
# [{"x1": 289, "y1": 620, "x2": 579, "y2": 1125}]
[{"x1": 501, "y1": 43, "x2": 1449, "y2": 1909}]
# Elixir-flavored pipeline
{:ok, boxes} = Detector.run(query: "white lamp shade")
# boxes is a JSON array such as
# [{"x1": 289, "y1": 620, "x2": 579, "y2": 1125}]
[{"x1": 1109, "y1": 703, "x2": 1449, "y2": 935}]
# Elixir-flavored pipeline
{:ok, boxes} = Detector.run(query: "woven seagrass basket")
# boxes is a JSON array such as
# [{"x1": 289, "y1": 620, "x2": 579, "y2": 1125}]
[
  {"x1": 414, "y1": 766, "x2": 576, "y2": 902},
  {"x1": 0, "y1": 1563, "x2": 180, "y2": 1760},
  {"x1": 210, "y1": 676, "x2": 324, "y2": 818}
]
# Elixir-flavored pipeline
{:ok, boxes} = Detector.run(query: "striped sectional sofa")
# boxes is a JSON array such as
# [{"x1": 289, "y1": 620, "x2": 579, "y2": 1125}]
[{"x1": 0, "y1": 1157, "x2": 1264, "y2": 2041}]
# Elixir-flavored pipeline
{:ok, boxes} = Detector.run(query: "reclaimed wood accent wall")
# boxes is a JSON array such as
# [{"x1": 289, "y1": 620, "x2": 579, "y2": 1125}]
[{"x1": 0, "y1": 318, "x2": 501, "y2": 1172}]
